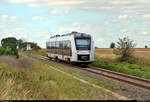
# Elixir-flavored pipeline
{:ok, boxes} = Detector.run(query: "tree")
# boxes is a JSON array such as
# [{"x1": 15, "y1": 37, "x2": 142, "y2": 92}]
[
  {"x1": 113, "y1": 37, "x2": 136, "y2": 62},
  {"x1": 1, "y1": 37, "x2": 19, "y2": 58},
  {"x1": 17, "y1": 39, "x2": 24, "y2": 49},
  {"x1": 110, "y1": 42, "x2": 115, "y2": 48},
  {"x1": 1, "y1": 37, "x2": 18, "y2": 49},
  {"x1": 145, "y1": 45, "x2": 148, "y2": 48}
]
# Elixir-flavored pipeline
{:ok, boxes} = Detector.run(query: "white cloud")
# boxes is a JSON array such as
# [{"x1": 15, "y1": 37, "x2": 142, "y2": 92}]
[
  {"x1": 1, "y1": 15, "x2": 17, "y2": 22},
  {"x1": 143, "y1": 32, "x2": 149, "y2": 35},
  {"x1": 32, "y1": 16, "x2": 48, "y2": 21},
  {"x1": 119, "y1": 15, "x2": 128, "y2": 18},
  {"x1": 6, "y1": 0, "x2": 38, "y2": 3},
  {"x1": 10, "y1": 16, "x2": 17, "y2": 20},
  {"x1": 1, "y1": 15, "x2": 8, "y2": 21},
  {"x1": 97, "y1": 37, "x2": 104, "y2": 42},
  {"x1": 50, "y1": 9, "x2": 69, "y2": 15},
  {"x1": 143, "y1": 14, "x2": 150, "y2": 18},
  {"x1": 28, "y1": 3, "x2": 40, "y2": 7},
  {"x1": 3, "y1": 0, "x2": 150, "y2": 15},
  {"x1": 72, "y1": 22, "x2": 82, "y2": 25},
  {"x1": 58, "y1": 27, "x2": 80, "y2": 33}
]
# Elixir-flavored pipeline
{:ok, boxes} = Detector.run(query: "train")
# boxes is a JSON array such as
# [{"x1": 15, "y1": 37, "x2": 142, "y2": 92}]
[{"x1": 46, "y1": 31, "x2": 94, "y2": 65}]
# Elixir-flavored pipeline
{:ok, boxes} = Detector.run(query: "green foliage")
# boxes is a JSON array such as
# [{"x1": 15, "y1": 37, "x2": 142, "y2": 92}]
[
  {"x1": 91, "y1": 57, "x2": 150, "y2": 79},
  {"x1": 32, "y1": 45, "x2": 41, "y2": 51},
  {"x1": 0, "y1": 37, "x2": 19, "y2": 58},
  {"x1": 31, "y1": 50, "x2": 47, "y2": 56},
  {"x1": 1, "y1": 37, "x2": 18, "y2": 49},
  {"x1": 113, "y1": 37, "x2": 136, "y2": 62},
  {"x1": 18, "y1": 41, "x2": 41, "y2": 51},
  {"x1": 0, "y1": 47, "x2": 19, "y2": 58},
  {"x1": 145, "y1": 45, "x2": 148, "y2": 48},
  {"x1": 17, "y1": 39, "x2": 24, "y2": 49},
  {"x1": 110, "y1": 42, "x2": 115, "y2": 48}
]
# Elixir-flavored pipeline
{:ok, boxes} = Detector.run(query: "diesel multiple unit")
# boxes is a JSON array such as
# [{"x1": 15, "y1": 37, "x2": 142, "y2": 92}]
[{"x1": 46, "y1": 31, "x2": 94, "y2": 65}]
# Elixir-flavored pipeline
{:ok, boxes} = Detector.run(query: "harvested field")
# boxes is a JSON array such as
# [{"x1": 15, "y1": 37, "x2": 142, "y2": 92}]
[{"x1": 95, "y1": 48, "x2": 150, "y2": 60}]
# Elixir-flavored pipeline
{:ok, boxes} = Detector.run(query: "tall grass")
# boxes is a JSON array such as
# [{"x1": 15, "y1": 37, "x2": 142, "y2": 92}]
[
  {"x1": 0, "y1": 55, "x2": 118, "y2": 100},
  {"x1": 91, "y1": 56, "x2": 150, "y2": 79}
]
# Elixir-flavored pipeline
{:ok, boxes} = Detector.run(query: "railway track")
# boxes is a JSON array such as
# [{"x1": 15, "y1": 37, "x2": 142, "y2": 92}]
[{"x1": 30, "y1": 54, "x2": 150, "y2": 91}]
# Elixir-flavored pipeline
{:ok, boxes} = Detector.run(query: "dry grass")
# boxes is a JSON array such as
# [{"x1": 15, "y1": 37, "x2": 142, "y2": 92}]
[
  {"x1": 95, "y1": 48, "x2": 150, "y2": 59},
  {"x1": 0, "y1": 55, "x2": 119, "y2": 100},
  {"x1": 0, "y1": 55, "x2": 32, "y2": 69},
  {"x1": 95, "y1": 48, "x2": 150, "y2": 66}
]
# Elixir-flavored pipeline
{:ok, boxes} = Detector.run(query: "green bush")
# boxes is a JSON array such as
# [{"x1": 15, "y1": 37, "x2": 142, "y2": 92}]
[
  {"x1": 0, "y1": 46, "x2": 19, "y2": 58},
  {"x1": 113, "y1": 37, "x2": 136, "y2": 63}
]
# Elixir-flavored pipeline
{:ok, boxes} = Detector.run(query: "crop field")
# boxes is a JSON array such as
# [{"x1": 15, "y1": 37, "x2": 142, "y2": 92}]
[
  {"x1": 95, "y1": 48, "x2": 150, "y2": 60},
  {"x1": 91, "y1": 48, "x2": 150, "y2": 79}
]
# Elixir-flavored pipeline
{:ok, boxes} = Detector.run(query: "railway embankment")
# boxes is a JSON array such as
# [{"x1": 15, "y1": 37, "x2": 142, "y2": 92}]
[
  {"x1": 31, "y1": 49, "x2": 150, "y2": 80},
  {"x1": 90, "y1": 56, "x2": 150, "y2": 79},
  {"x1": 0, "y1": 54, "x2": 125, "y2": 100},
  {"x1": 29, "y1": 53, "x2": 150, "y2": 100}
]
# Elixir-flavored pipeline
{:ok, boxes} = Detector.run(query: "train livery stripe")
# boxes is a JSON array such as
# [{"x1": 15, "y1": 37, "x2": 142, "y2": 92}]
[{"x1": 69, "y1": 48, "x2": 70, "y2": 56}]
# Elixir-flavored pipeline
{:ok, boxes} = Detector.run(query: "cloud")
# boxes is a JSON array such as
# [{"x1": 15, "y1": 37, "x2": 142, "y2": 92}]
[
  {"x1": 1, "y1": 15, "x2": 8, "y2": 21},
  {"x1": 32, "y1": 16, "x2": 48, "y2": 21},
  {"x1": 72, "y1": 22, "x2": 83, "y2": 25},
  {"x1": 58, "y1": 27, "x2": 80, "y2": 33},
  {"x1": 143, "y1": 32, "x2": 149, "y2": 35},
  {"x1": 50, "y1": 9, "x2": 69, "y2": 15},
  {"x1": 5, "y1": 0, "x2": 38, "y2": 3},
  {"x1": 1, "y1": 15, "x2": 17, "y2": 22},
  {"x1": 143, "y1": 14, "x2": 150, "y2": 18},
  {"x1": 10, "y1": 16, "x2": 17, "y2": 20},
  {"x1": 119, "y1": 15, "x2": 128, "y2": 18},
  {"x1": 4, "y1": 0, "x2": 150, "y2": 15},
  {"x1": 97, "y1": 37, "x2": 104, "y2": 42}
]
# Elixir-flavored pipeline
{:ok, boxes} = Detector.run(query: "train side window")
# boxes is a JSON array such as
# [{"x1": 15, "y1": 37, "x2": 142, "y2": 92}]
[
  {"x1": 60, "y1": 41, "x2": 63, "y2": 49},
  {"x1": 64, "y1": 41, "x2": 67, "y2": 49}
]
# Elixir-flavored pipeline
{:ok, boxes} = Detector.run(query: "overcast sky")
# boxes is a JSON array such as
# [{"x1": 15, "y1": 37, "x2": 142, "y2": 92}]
[{"x1": 0, "y1": 0, "x2": 150, "y2": 48}]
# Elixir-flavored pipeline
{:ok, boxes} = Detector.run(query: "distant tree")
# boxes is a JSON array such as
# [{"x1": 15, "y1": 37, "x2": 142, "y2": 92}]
[
  {"x1": 1, "y1": 37, "x2": 18, "y2": 49},
  {"x1": 95, "y1": 46, "x2": 99, "y2": 48},
  {"x1": 20, "y1": 42, "x2": 41, "y2": 51},
  {"x1": 145, "y1": 45, "x2": 148, "y2": 48},
  {"x1": 1, "y1": 37, "x2": 19, "y2": 58},
  {"x1": 110, "y1": 42, "x2": 115, "y2": 48},
  {"x1": 113, "y1": 37, "x2": 136, "y2": 62},
  {"x1": 0, "y1": 46, "x2": 19, "y2": 58},
  {"x1": 17, "y1": 39, "x2": 24, "y2": 49}
]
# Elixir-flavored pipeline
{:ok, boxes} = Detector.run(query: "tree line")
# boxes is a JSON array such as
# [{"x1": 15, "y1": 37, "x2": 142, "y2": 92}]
[
  {"x1": 109, "y1": 42, "x2": 148, "y2": 48},
  {"x1": 0, "y1": 37, "x2": 41, "y2": 58}
]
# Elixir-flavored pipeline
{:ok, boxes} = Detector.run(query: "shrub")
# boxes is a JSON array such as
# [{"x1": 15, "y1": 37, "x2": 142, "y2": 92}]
[
  {"x1": 113, "y1": 37, "x2": 136, "y2": 63},
  {"x1": 145, "y1": 45, "x2": 148, "y2": 48},
  {"x1": 0, "y1": 46, "x2": 19, "y2": 58},
  {"x1": 110, "y1": 42, "x2": 115, "y2": 48}
]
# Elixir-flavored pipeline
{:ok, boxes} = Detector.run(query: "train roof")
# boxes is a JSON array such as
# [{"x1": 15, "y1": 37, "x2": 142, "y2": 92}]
[{"x1": 49, "y1": 31, "x2": 91, "y2": 39}]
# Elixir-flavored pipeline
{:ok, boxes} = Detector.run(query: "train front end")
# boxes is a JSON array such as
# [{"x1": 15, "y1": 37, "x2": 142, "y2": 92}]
[{"x1": 71, "y1": 33, "x2": 94, "y2": 65}]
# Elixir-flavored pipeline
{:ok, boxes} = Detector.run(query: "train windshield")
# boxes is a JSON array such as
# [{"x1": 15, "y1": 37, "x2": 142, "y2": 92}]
[{"x1": 75, "y1": 39, "x2": 91, "y2": 50}]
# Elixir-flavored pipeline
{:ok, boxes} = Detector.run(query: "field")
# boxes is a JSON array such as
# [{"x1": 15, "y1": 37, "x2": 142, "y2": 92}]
[
  {"x1": 91, "y1": 48, "x2": 150, "y2": 79},
  {"x1": 95, "y1": 48, "x2": 150, "y2": 60}
]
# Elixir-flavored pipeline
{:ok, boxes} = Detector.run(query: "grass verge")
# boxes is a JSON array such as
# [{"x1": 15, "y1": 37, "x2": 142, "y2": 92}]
[
  {"x1": 0, "y1": 54, "x2": 120, "y2": 100},
  {"x1": 28, "y1": 50, "x2": 47, "y2": 56},
  {"x1": 90, "y1": 56, "x2": 150, "y2": 79}
]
